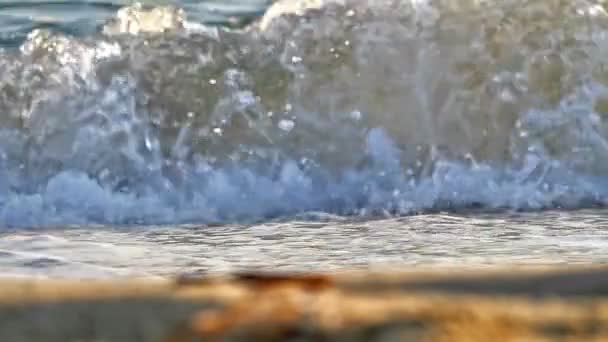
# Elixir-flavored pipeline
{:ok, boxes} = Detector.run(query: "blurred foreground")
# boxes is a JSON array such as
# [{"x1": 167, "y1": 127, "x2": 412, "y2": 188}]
[{"x1": 1, "y1": 266, "x2": 608, "y2": 341}]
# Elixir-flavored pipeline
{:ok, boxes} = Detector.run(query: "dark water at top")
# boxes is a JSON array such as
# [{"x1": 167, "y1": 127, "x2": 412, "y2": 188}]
[{"x1": 0, "y1": 0, "x2": 271, "y2": 47}]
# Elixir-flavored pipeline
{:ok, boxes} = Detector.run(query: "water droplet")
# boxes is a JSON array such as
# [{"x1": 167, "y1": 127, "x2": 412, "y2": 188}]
[
  {"x1": 145, "y1": 136, "x2": 153, "y2": 150},
  {"x1": 278, "y1": 119, "x2": 295, "y2": 132},
  {"x1": 499, "y1": 89, "x2": 516, "y2": 102}
]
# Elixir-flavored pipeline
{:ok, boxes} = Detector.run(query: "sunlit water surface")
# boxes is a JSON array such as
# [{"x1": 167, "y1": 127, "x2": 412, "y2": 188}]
[{"x1": 2, "y1": 210, "x2": 608, "y2": 278}]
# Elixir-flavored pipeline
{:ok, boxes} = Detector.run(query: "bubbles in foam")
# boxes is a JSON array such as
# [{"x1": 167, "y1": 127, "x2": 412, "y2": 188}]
[
  {"x1": 0, "y1": 0, "x2": 607, "y2": 227},
  {"x1": 102, "y1": 3, "x2": 186, "y2": 36}
]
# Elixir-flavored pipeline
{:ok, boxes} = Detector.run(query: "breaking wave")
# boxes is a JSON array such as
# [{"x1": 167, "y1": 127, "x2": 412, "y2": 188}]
[{"x1": 2, "y1": 0, "x2": 608, "y2": 227}]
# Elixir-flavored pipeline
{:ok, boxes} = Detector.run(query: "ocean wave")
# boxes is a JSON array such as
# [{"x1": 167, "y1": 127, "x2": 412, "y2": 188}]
[{"x1": 1, "y1": 0, "x2": 608, "y2": 226}]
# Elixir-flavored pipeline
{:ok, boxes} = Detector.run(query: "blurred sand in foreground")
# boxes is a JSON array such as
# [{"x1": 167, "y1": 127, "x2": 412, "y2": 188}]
[{"x1": 1, "y1": 265, "x2": 608, "y2": 341}]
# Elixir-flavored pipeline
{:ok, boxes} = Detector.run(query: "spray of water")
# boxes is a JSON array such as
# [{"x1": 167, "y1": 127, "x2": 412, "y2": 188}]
[{"x1": 1, "y1": 0, "x2": 608, "y2": 227}]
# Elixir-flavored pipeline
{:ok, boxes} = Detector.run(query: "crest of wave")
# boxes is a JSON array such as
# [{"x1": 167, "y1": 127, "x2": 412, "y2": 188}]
[{"x1": 1, "y1": 0, "x2": 608, "y2": 226}]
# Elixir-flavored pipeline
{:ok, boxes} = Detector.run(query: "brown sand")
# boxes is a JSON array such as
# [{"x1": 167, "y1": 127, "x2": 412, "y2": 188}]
[{"x1": 1, "y1": 266, "x2": 608, "y2": 341}]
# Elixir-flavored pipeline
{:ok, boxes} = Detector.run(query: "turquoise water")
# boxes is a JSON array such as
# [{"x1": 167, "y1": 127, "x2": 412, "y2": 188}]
[{"x1": 0, "y1": 1, "x2": 270, "y2": 46}]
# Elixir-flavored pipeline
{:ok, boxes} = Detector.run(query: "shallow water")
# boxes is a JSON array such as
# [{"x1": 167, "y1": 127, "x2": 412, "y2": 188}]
[
  {"x1": 2, "y1": 0, "x2": 608, "y2": 277},
  {"x1": 2, "y1": 210, "x2": 608, "y2": 278}
]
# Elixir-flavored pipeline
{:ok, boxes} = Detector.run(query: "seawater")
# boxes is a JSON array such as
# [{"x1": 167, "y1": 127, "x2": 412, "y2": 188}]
[{"x1": 1, "y1": 0, "x2": 608, "y2": 277}]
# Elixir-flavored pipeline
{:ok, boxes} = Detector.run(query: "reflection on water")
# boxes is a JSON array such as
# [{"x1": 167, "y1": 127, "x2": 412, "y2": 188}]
[{"x1": 1, "y1": 210, "x2": 608, "y2": 278}]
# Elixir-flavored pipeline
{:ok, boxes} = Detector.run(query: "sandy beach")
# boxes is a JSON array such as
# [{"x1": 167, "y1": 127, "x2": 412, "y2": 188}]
[{"x1": 1, "y1": 266, "x2": 608, "y2": 341}]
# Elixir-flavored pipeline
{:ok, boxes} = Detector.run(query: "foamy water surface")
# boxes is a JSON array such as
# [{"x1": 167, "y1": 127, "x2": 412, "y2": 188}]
[{"x1": 1, "y1": 0, "x2": 608, "y2": 277}]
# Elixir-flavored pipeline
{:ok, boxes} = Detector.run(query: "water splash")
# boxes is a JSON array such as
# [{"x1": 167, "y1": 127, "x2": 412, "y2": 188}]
[{"x1": 1, "y1": 0, "x2": 608, "y2": 227}]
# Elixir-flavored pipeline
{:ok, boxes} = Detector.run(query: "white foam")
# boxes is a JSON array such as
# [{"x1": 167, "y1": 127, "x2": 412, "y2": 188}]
[{"x1": 1, "y1": 0, "x2": 608, "y2": 227}]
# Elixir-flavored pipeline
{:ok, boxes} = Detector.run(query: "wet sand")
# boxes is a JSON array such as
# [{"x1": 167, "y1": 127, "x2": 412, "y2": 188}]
[{"x1": 1, "y1": 265, "x2": 608, "y2": 341}]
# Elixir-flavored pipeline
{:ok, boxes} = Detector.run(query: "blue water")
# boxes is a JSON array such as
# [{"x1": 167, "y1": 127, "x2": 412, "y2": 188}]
[{"x1": 0, "y1": 0, "x2": 270, "y2": 47}]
